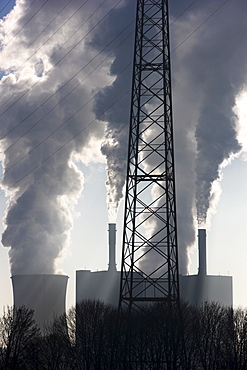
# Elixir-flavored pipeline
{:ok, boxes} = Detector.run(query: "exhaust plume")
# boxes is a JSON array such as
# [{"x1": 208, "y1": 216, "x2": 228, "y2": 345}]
[
  {"x1": 93, "y1": 0, "x2": 247, "y2": 273},
  {"x1": 0, "y1": 0, "x2": 116, "y2": 274},
  {"x1": 1, "y1": 0, "x2": 247, "y2": 277},
  {"x1": 171, "y1": 0, "x2": 247, "y2": 225},
  {"x1": 92, "y1": 0, "x2": 135, "y2": 222}
]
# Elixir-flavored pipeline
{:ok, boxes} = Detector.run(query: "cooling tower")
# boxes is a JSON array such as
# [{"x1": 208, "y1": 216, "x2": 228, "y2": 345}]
[
  {"x1": 108, "y1": 223, "x2": 117, "y2": 271},
  {"x1": 11, "y1": 274, "x2": 68, "y2": 328},
  {"x1": 198, "y1": 229, "x2": 207, "y2": 276}
]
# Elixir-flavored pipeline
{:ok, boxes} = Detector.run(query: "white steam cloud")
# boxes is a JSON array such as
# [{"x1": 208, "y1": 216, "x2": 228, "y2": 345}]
[
  {"x1": 92, "y1": 0, "x2": 135, "y2": 222},
  {"x1": 0, "y1": 0, "x2": 117, "y2": 274},
  {"x1": 171, "y1": 1, "x2": 247, "y2": 227},
  {"x1": 92, "y1": 0, "x2": 247, "y2": 273},
  {"x1": 1, "y1": 0, "x2": 247, "y2": 277}
]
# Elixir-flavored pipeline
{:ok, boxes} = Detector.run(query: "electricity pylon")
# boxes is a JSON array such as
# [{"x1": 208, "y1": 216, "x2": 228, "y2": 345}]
[{"x1": 119, "y1": 0, "x2": 180, "y2": 313}]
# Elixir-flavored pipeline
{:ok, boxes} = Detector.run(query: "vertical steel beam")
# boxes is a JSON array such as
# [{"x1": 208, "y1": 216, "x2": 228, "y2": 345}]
[{"x1": 119, "y1": 0, "x2": 180, "y2": 312}]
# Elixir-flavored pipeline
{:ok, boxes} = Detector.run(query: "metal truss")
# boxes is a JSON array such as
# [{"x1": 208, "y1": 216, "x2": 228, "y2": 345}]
[{"x1": 119, "y1": 0, "x2": 180, "y2": 312}]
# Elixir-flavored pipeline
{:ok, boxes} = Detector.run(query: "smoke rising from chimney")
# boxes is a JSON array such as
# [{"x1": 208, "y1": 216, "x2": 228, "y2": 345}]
[
  {"x1": 1, "y1": 0, "x2": 247, "y2": 277},
  {"x1": 0, "y1": 0, "x2": 117, "y2": 274},
  {"x1": 92, "y1": 0, "x2": 247, "y2": 273},
  {"x1": 92, "y1": 0, "x2": 135, "y2": 222},
  {"x1": 172, "y1": 1, "x2": 247, "y2": 225}
]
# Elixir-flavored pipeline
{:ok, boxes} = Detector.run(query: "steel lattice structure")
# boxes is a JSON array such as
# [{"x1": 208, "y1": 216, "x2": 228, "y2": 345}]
[{"x1": 119, "y1": 0, "x2": 180, "y2": 312}]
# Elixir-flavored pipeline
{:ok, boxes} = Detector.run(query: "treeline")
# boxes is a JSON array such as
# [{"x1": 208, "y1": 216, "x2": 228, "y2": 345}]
[{"x1": 0, "y1": 300, "x2": 247, "y2": 369}]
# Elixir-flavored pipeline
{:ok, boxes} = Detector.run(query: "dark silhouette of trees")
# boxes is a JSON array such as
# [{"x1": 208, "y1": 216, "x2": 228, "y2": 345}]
[
  {"x1": 0, "y1": 306, "x2": 40, "y2": 370},
  {"x1": 40, "y1": 315, "x2": 72, "y2": 370},
  {"x1": 1, "y1": 300, "x2": 247, "y2": 369},
  {"x1": 230, "y1": 308, "x2": 247, "y2": 369},
  {"x1": 73, "y1": 300, "x2": 117, "y2": 369}
]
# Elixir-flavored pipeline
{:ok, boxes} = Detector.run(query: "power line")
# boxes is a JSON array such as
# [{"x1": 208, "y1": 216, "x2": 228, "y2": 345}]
[
  {"x1": 0, "y1": 0, "x2": 120, "y2": 117},
  {"x1": 7, "y1": 0, "x2": 38, "y2": 29},
  {"x1": 0, "y1": 85, "x2": 131, "y2": 196},
  {"x1": 1, "y1": 0, "x2": 74, "y2": 85},
  {"x1": 4, "y1": 24, "x2": 133, "y2": 153},
  {"x1": 171, "y1": 0, "x2": 229, "y2": 53},
  {"x1": 0, "y1": 0, "x2": 230, "y2": 195},
  {"x1": 0, "y1": 0, "x2": 12, "y2": 16},
  {"x1": 0, "y1": 1, "x2": 133, "y2": 177},
  {"x1": 169, "y1": 0, "x2": 198, "y2": 27},
  {"x1": 26, "y1": 0, "x2": 74, "y2": 49},
  {"x1": 0, "y1": 0, "x2": 195, "y2": 136},
  {"x1": 3, "y1": 0, "x2": 49, "y2": 49},
  {"x1": 0, "y1": 0, "x2": 91, "y2": 95},
  {"x1": 1, "y1": 0, "x2": 227, "y2": 141},
  {"x1": 2, "y1": 37, "x2": 133, "y2": 176}
]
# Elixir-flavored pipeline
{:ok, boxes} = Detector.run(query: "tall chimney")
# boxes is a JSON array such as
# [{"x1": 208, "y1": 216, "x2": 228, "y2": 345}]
[
  {"x1": 108, "y1": 223, "x2": 117, "y2": 272},
  {"x1": 198, "y1": 229, "x2": 207, "y2": 276}
]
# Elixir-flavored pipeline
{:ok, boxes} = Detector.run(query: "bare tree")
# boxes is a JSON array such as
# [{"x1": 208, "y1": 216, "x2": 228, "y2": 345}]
[
  {"x1": 40, "y1": 314, "x2": 73, "y2": 370},
  {"x1": 71, "y1": 300, "x2": 116, "y2": 370},
  {"x1": 230, "y1": 308, "x2": 247, "y2": 369},
  {"x1": 0, "y1": 306, "x2": 40, "y2": 370}
]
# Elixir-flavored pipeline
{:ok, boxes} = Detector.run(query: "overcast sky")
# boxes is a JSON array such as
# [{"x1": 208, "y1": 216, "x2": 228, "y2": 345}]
[{"x1": 0, "y1": 0, "x2": 247, "y2": 311}]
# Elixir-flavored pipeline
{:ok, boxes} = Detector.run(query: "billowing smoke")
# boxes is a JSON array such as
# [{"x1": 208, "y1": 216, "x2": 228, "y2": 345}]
[
  {"x1": 93, "y1": 0, "x2": 135, "y2": 222},
  {"x1": 92, "y1": 0, "x2": 196, "y2": 272},
  {"x1": 171, "y1": 1, "x2": 247, "y2": 226},
  {"x1": 0, "y1": 0, "x2": 118, "y2": 274},
  {"x1": 1, "y1": 0, "x2": 247, "y2": 277},
  {"x1": 92, "y1": 0, "x2": 247, "y2": 273}
]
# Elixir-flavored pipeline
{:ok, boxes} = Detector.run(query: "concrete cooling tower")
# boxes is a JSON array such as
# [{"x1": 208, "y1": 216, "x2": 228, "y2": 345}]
[{"x1": 11, "y1": 274, "x2": 68, "y2": 328}]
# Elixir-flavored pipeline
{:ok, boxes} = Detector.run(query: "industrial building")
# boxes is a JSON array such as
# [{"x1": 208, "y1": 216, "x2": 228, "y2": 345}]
[
  {"x1": 4, "y1": 0, "x2": 233, "y2": 331},
  {"x1": 76, "y1": 224, "x2": 119, "y2": 306},
  {"x1": 76, "y1": 225, "x2": 233, "y2": 308},
  {"x1": 10, "y1": 224, "x2": 232, "y2": 327},
  {"x1": 179, "y1": 229, "x2": 233, "y2": 307}
]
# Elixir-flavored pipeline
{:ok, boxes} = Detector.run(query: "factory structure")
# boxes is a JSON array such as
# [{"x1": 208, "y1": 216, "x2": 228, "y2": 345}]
[
  {"x1": 9, "y1": 0, "x2": 232, "y2": 327},
  {"x1": 179, "y1": 229, "x2": 232, "y2": 307},
  {"x1": 76, "y1": 224, "x2": 233, "y2": 308},
  {"x1": 11, "y1": 224, "x2": 232, "y2": 327}
]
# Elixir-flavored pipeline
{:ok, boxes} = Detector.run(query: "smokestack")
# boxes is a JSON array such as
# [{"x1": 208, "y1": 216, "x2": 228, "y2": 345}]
[
  {"x1": 198, "y1": 229, "x2": 207, "y2": 276},
  {"x1": 108, "y1": 223, "x2": 117, "y2": 272},
  {"x1": 11, "y1": 274, "x2": 68, "y2": 328}
]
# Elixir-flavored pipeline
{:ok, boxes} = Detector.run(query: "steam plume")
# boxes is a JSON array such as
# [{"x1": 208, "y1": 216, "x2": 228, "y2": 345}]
[
  {"x1": 92, "y1": 0, "x2": 135, "y2": 221},
  {"x1": 0, "y1": 0, "x2": 115, "y2": 274},
  {"x1": 93, "y1": 0, "x2": 247, "y2": 272},
  {"x1": 1, "y1": 0, "x2": 247, "y2": 277},
  {"x1": 171, "y1": 0, "x2": 247, "y2": 225}
]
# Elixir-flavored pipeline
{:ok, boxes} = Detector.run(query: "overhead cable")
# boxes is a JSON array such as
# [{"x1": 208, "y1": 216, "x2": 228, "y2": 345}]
[
  {"x1": 171, "y1": 0, "x2": 229, "y2": 53},
  {"x1": 0, "y1": 83, "x2": 131, "y2": 196},
  {"x1": 1, "y1": 0, "x2": 87, "y2": 87},
  {"x1": 3, "y1": 0, "x2": 49, "y2": 49},
  {"x1": 0, "y1": 0, "x2": 12, "y2": 16},
  {"x1": 0, "y1": 0, "x2": 120, "y2": 116},
  {"x1": 0, "y1": 0, "x2": 230, "y2": 194},
  {"x1": 4, "y1": 24, "x2": 134, "y2": 152}
]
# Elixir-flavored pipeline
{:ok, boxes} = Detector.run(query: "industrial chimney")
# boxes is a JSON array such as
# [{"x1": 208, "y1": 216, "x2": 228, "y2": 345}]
[
  {"x1": 108, "y1": 223, "x2": 117, "y2": 272},
  {"x1": 198, "y1": 229, "x2": 207, "y2": 276},
  {"x1": 11, "y1": 274, "x2": 68, "y2": 328}
]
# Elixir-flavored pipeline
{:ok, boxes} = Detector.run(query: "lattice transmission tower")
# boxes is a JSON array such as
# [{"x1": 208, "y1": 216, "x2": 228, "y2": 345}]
[{"x1": 119, "y1": 0, "x2": 180, "y2": 312}]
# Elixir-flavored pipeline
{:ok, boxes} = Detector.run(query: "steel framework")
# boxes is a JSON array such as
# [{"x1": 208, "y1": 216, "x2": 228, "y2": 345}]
[{"x1": 119, "y1": 0, "x2": 180, "y2": 312}]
